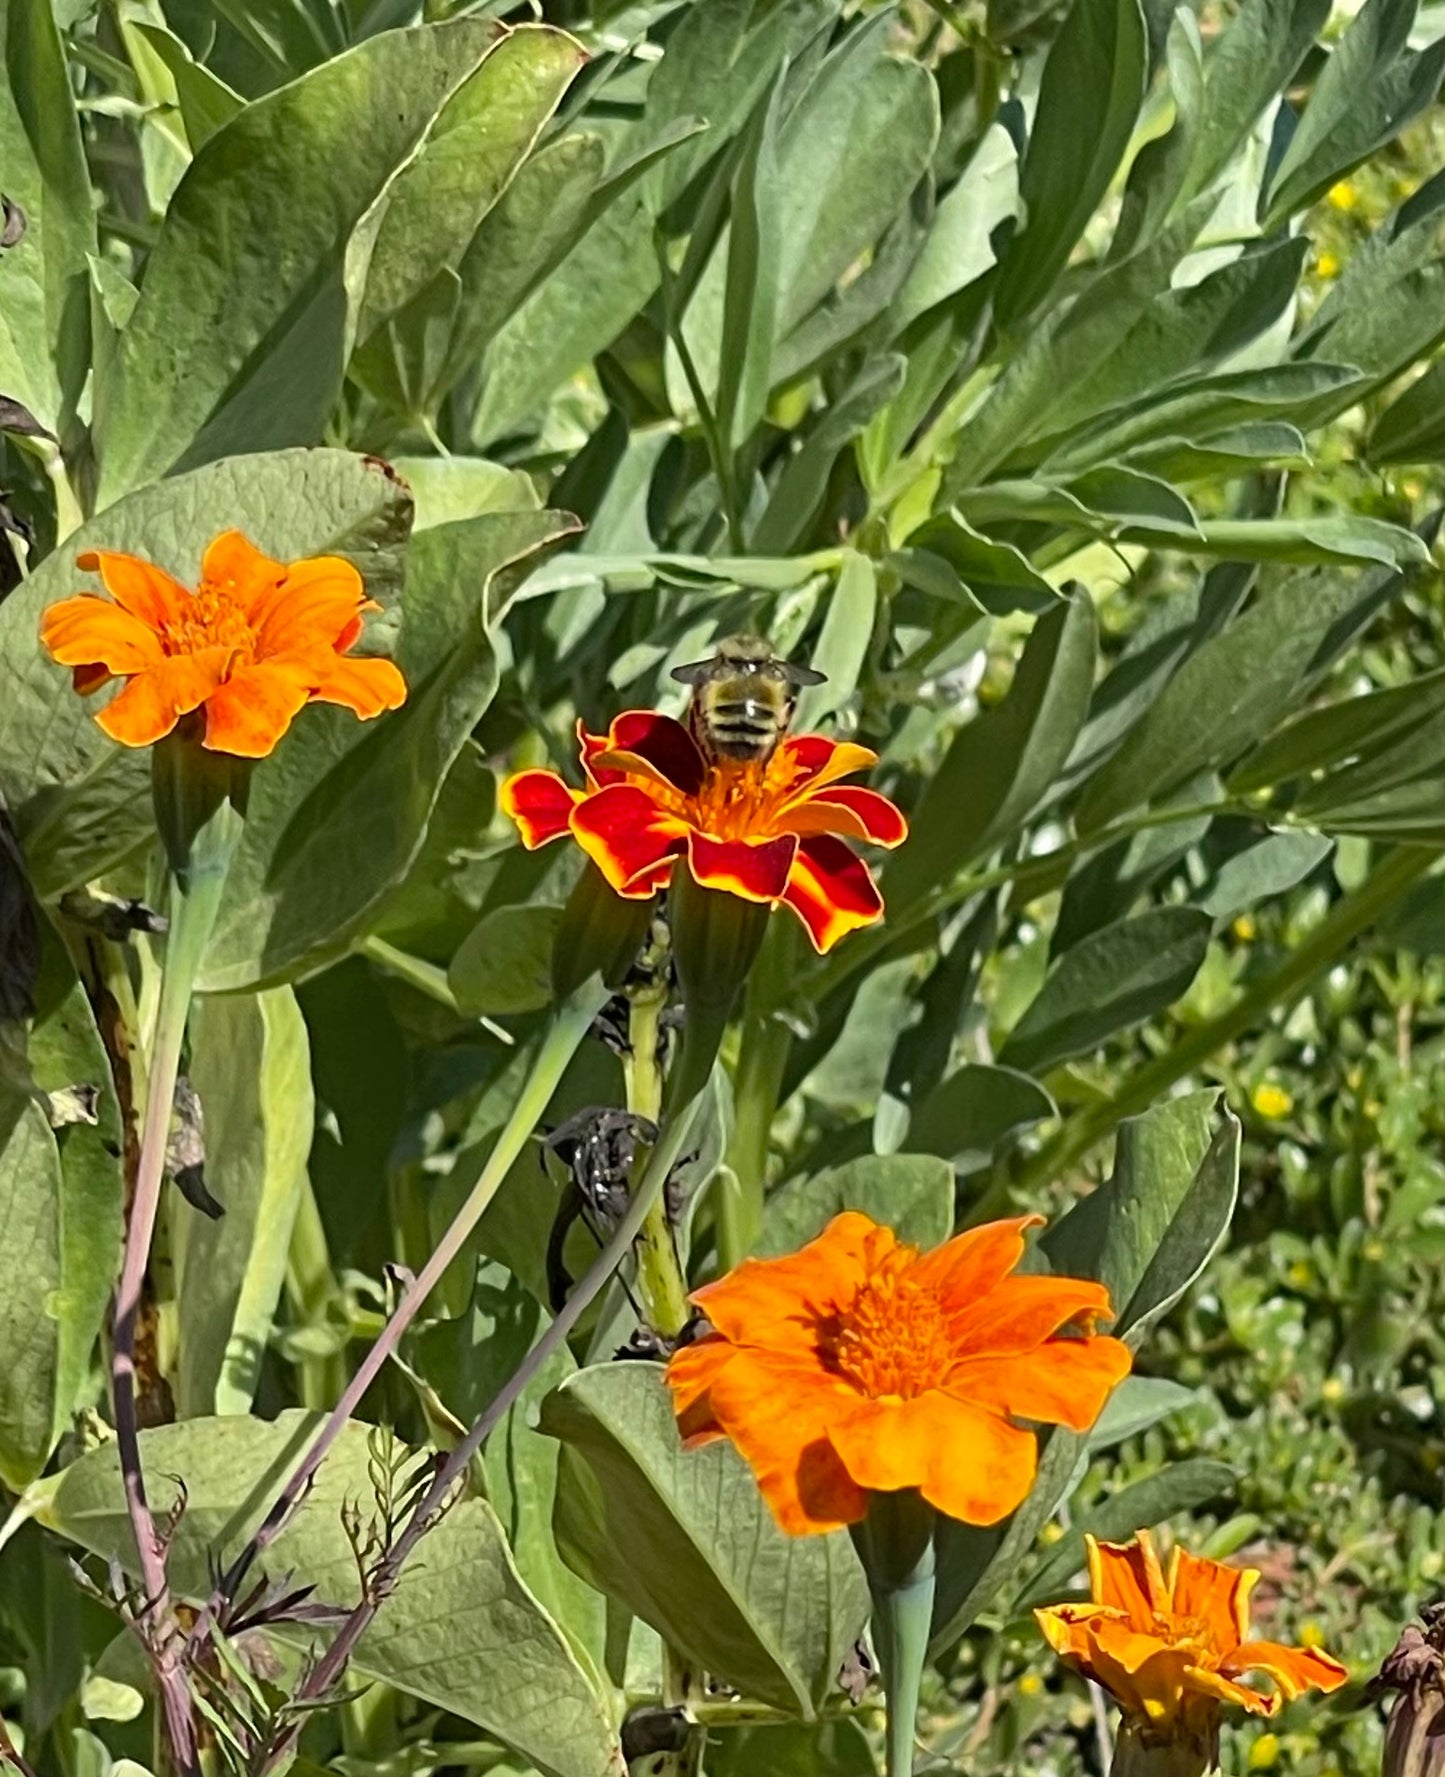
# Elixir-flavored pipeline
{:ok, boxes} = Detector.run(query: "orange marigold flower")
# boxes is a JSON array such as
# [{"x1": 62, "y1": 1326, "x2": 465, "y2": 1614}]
[
  {"x1": 40, "y1": 530, "x2": 407, "y2": 758},
  {"x1": 1035, "y1": 1531, "x2": 1347, "y2": 1739},
  {"x1": 500, "y1": 712, "x2": 907, "y2": 953},
  {"x1": 664, "y1": 1210, "x2": 1132, "y2": 1536}
]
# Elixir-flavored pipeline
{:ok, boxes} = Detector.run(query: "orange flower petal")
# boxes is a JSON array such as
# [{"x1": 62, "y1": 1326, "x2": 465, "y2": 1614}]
[
  {"x1": 1168, "y1": 1546, "x2": 1257, "y2": 1649},
  {"x1": 501, "y1": 769, "x2": 581, "y2": 849},
  {"x1": 910, "y1": 1215, "x2": 1043, "y2": 1313},
  {"x1": 604, "y1": 711, "x2": 705, "y2": 795},
  {"x1": 702, "y1": 1348, "x2": 868, "y2": 1534},
  {"x1": 665, "y1": 1333, "x2": 735, "y2": 1434},
  {"x1": 310, "y1": 653, "x2": 407, "y2": 720},
  {"x1": 687, "y1": 830, "x2": 797, "y2": 902},
  {"x1": 775, "y1": 734, "x2": 878, "y2": 796},
  {"x1": 201, "y1": 529, "x2": 285, "y2": 614},
  {"x1": 947, "y1": 1334, "x2": 1131, "y2": 1433},
  {"x1": 75, "y1": 548, "x2": 187, "y2": 629},
  {"x1": 201, "y1": 660, "x2": 315, "y2": 758},
  {"x1": 781, "y1": 834, "x2": 884, "y2": 953},
  {"x1": 953, "y1": 1273, "x2": 1117, "y2": 1356},
  {"x1": 73, "y1": 663, "x2": 114, "y2": 695},
  {"x1": 1181, "y1": 1664, "x2": 1278, "y2": 1717},
  {"x1": 254, "y1": 556, "x2": 368, "y2": 657},
  {"x1": 95, "y1": 648, "x2": 233, "y2": 748},
  {"x1": 1088, "y1": 1531, "x2": 1172, "y2": 1624},
  {"x1": 826, "y1": 1391, "x2": 1038, "y2": 1525},
  {"x1": 690, "y1": 1211, "x2": 894, "y2": 1353},
  {"x1": 774, "y1": 785, "x2": 908, "y2": 847},
  {"x1": 39, "y1": 595, "x2": 164, "y2": 675},
  {"x1": 570, "y1": 781, "x2": 689, "y2": 897},
  {"x1": 1218, "y1": 1640, "x2": 1348, "y2": 1700}
]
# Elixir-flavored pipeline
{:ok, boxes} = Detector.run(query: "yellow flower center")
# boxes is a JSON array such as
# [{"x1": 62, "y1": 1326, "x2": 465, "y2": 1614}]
[
  {"x1": 162, "y1": 586, "x2": 258, "y2": 661},
  {"x1": 817, "y1": 1254, "x2": 954, "y2": 1398}
]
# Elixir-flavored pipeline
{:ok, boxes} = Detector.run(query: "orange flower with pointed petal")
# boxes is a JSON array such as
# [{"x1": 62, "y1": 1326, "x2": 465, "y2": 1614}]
[
  {"x1": 500, "y1": 712, "x2": 906, "y2": 952},
  {"x1": 1036, "y1": 1531, "x2": 1347, "y2": 1747},
  {"x1": 664, "y1": 1210, "x2": 1131, "y2": 1536},
  {"x1": 40, "y1": 530, "x2": 407, "y2": 758}
]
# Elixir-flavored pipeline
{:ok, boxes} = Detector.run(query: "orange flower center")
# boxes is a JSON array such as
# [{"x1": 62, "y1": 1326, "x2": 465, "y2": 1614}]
[
  {"x1": 161, "y1": 586, "x2": 258, "y2": 661},
  {"x1": 816, "y1": 1257, "x2": 954, "y2": 1399},
  {"x1": 647, "y1": 756, "x2": 804, "y2": 841}
]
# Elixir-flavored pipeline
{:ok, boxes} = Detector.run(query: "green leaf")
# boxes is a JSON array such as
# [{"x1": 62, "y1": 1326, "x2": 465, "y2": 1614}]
[
  {"x1": 898, "y1": 512, "x2": 1056, "y2": 609},
  {"x1": 891, "y1": 120, "x2": 1018, "y2": 332},
  {"x1": 1086, "y1": 1375, "x2": 1200, "y2": 1451},
  {"x1": 541, "y1": 1364, "x2": 868, "y2": 1717},
  {"x1": 886, "y1": 590, "x2": 1097, "y2": 911},
  {"x1": 0, "y1": 449, "x2": 412, "y2": 897},
  {"x1": 758, "y1": 1154, "x2": 957, "y2": 1257},
  {"x1": 199, "y1": 510, "x2": 575, "y2": 991},
  {"x1": 793, "y1": 552, "x2": 879, "y2": 731},
  {"x1": 1197, "y1": 830, "x2": 1333, "y2": 919},
  {"x1": 93, "y1": 18, "x2": 504, "y2": 501},
  {"x1": 706, "y1": 1720, "x2": 878, "y2": 1777},
  {"x1": 388, "y1": 455, "x2": 540, "y2": 530},
  {"x1": 1227, "y1": 667, "x2": 1445, "y2": 795},
  {"x1": 1263, "y1": 0, "x2": 1445, "y2": 225},
  {"x1": 175, "y1": 987, "x2": 313, "y2": 1417},
  {"x1": 132, "y1": 21, "x2": 244, "y2": 151},
  {"x1": 34, "y1": 1414, "x2": 620, "y2": 1777},
  {"x1": 906, "y1": 1065, "x2": 1055, "y2": 1171},
  {"x1": 992, "y1": 0, "x2": 1148, "y2": 324},
  {"x1": 0, "y1": 0, "x2": 95, "y2": 437},
  {"x1": 1367, "y1": 358, "x2": 1445, "y2": 464},
  {"x1": 449, "y1": 905, "x2": 563, "y2": 1018},
  {"x1": 1077, "y1": 556, "x2": 1417, "y2": 829},
  {"x1": 998, "y1": 907, "x2": 1212, "y2": 1075},
  {"x1": 715, "y1": 72, "x2": 785, "y2": 456},
  {"x1": 1015, "y1": 1458, "x2": 1235, "y2": 1609}
]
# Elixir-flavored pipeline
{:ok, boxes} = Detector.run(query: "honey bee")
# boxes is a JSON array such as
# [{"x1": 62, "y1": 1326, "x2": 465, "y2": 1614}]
[{"x1": 670, "y1": 633, "x2": 825, "y2": 765}]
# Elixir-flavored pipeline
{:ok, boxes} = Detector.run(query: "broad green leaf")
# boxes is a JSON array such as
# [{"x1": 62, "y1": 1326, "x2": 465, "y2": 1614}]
[
  {"x1": 353, "y1": 27, "x2": 583, "y2": 346},
  {"x1": 886, "y1": 589, "x2": 1097, "y2": 911},
  {"x1": 1085, "y1": 1374, "x2": 1200, "y2": 1452},
  {"x1": 893, "y1": 514, "x2": 1055, "y2": 610},
  {"x1": 542, "y1": 1364, "x2": 868, "y2": 1717},
  {"x1": 1119, "y1": 423, "x2": 1311, "y2": 483},
  {"x1": 992, "y1": 0, "x2": 1148, "y2": 324},
  {"x1": 388, "y1": 456, "x2": 540, "y2": 531},
  {"x1": 0, "y1": 0, "x2": 96, "y2": 435},
  {"x1": 758, "y1": 1154, "x2": 957, "y2": 1257},
  {"x1": 1015, "y1": 1457, "x2": 1234, "y2": 1609},
  {"x1": 930, "y1": 1096, "x2": 1238, "y2": 1646},
  {"x1": 998, "y1": 907, "x2": 1212, "y2": 1075},
  {"x1": 1197, "y1": 830, "x2": 1333, "y2": 919},
  {"x1": 93, "y1": 18, "x2": 503, "y2": 501},
  {"x1": 1263, "y1": 0, "x2": 1445, "y2": 225},
  {"x1": 132, "y1": 21, "x2": 244, "y2": 151},
  {"x1": 1229, "y1": 667, "x2": 1445, "y2": 794},
  {"x1": 449, "y1": 905, "x2": 562, "y2": 1018},
  {"x1": 34, "y1": 1414, "x2": 622, "y2": 1777},
  {"x1": 1077, "y1": 556, "x2": 1417, "y2": 830},
  {"x1": 0, "y1": 449, "x2": 412, "y2": 898},
  {"x1": 175, "y1": 987, "x2": 312, "y2": 1417},
  {"x1": 890, "y1": 121, "x2": 1018, "y2": 332},
  {"x1": 906, "y1": 1065, "x2": 1055, "y2": 1171},
  {"x1": 199, "y1": 510, "x2": 575, "y2": 991},
  {"x1": 1367, "y1": 358, "x2": 1445, "y2": 464}
]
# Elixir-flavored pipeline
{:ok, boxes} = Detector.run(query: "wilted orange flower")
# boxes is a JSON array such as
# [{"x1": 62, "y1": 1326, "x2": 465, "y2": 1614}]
[
  {"x1": 1036, "y1": 1531, "x2": 1347, "y2": 1736},
  {"x1": 40, "y1": 530, "x2": 406, "y2": 758},
  {"x1": 500, "y1": 712, "x2": 906, "y2": 952},
  {"x1": 664, "y1": 1211, "x2": 1131, "y2": 1535}
]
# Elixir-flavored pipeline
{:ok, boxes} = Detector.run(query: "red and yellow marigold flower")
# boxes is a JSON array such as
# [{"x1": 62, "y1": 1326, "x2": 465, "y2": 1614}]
[
  {"x1": 1035, "y1": 1531, "x2": 1347, "y2": 1740},
  {"x1": 40, "y1": 530, "x2": 406, "y2": 759},
  {"x1": 500, "y1": 712, "x2": 907, "y2": 952},
  {"x1": 664, "y1": 1210, "x2": 1131, "y2": 1536}
]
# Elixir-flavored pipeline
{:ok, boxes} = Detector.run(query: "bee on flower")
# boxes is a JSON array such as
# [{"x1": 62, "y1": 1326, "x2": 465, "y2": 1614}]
[{"x1": 501, "y1": 634, "x2": 907, "y2": 953}]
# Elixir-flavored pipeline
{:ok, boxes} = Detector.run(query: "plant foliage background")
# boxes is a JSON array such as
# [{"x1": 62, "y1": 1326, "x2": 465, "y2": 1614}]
[{"x1": 3, "y1": 0, "x2": 1445, "y2": 1771}]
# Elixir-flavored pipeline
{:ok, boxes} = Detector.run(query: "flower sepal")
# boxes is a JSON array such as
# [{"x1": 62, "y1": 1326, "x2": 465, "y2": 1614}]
[
  {"x1": 551, "y1": 861, "x2": 654, "y2": 1003},
  {"x1": 851, "y1": 1490, "x2": 939, "y2": 1777},
  {"x1": 669, "y1": 863, "x2": 770, "y2": 1020},
  {"x1": 1111, "y1": 1715, "x2": 1219, "y2": 1777},
  {"x1": 152, "y1": 722, "x2": 249, "y2": 891}
]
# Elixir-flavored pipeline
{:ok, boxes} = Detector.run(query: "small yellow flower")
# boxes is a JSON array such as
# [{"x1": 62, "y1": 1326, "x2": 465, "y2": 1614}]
[
  {"x1": 1018, "y1": 1673, "x2": 1043, "y2": 1697},
  {"x1": 1326, "y1": 180, "x2": 1358, "y2": 212},
  {"x1": 1287, "y1": 1261, "x2": 1312, "y2": 1289},
  {"x1": 1316, "y1": 250, "x2": 1341, "y2": 279},
  {"x1": 1251, "y1": 1083, "x2": 1294, "y2": 1120},
  {"x1": 1232, "y1": 914, "x2": 1257, "y2": 941},
  {"x1": 1321, "y1": 1377, "x2": 1347, "y2": 1404},
  {"x1": 1251, "y1": 1732, "x2": 1281, "y2": 1770},
  {"x1": 1040, "y1": 1521, "x2": 1066, "y2": 1545},
  {"x1": 1363, "y1": 1238, "x2": 1385, "y2": 1263},
  {"x1": 1403, "y1": 476, "x2": 1424, "y2": 501},
  {"x1": 1299, "y1": 1622, "x2": 1327, "y2": 1650}
]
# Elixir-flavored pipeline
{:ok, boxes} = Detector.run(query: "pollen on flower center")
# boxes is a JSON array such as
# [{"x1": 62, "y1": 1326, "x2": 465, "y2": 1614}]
[
  {"x1": 163, "y1": 588, "x2": 258, "y2": 661},
  {"x1": 688, "y1": 756, "x2": 795, "y2": 840},
  {"x1": 816, "y1": 1261, "x2": 954, "y2": 1399}
]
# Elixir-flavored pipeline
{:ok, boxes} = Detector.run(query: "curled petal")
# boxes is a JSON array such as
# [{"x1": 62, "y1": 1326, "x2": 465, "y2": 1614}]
[
  {"x1": 1179, "y1": 1664, "x2": 1278, "y2": 1717},
  {"x1": 40, "y1": 595, "x2": 164, "y2": 675},
  {"x1": 826, "y1": 1391, "x2": 1038, "y2": 1525},
  {"x1": 604, "y1": 711, "x2": 706, "y2": 795},
  {"x1": 75, "y1": 549, "x2": 187, "y2": 629},
  {"x1": 1218, "y1": 1641, "x2": 1348, "y2": 1701},
  {"x1": 782, "y1": 834, "x2": 884, "y2": 953},
  {"x1": 1088, "y1": 1531, "x2": 1173, "y2": 1625},
  {"x1": 95, "y1": 648, "x2": 233, "y2": 749},
  {"x1": 945, "y1": 1334, "x2": 1131, "y2": 1434},
  {"x1": 775, "y1": 785, "x2": 908, "y2": 847},
  {"x1": 1169, "y1": 1545, "x2": 1258, "y2": 1649},
  {"x1": 952, "y1": 1272, "x2": 1117, "y2": 1356},
  {"x1": 775, "y1": 734, "x2": 878, "y2": 795},
  {"x1": 570, "y1": 782, "x2": 688, "y2": 897},
  {"x1": 202, "y1": 661, "x2": 314, "y2": 758},
  {"x1": 311, "y1": 653, "x2": 407, "y2": 719},
  {"x1": 687, "y1": 830, "x2": 797, "y2": 903},
  {"x1": 500, "y1": 770, "x2": 581, "y2": 850}
]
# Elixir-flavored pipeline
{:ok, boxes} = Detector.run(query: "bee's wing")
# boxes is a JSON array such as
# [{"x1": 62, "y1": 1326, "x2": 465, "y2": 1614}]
[
  {"x1": 670, "y1": 657, "x2": 715, "y2": 685},
  {"x1": 786, "y1": 662, "x2": 827, "y2": 686}
]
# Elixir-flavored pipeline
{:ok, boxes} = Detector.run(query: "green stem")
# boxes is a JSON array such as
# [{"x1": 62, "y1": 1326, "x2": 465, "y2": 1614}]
[
  {"x1": 283, "y1": 1178, "x2": 346, "y2": 1412},
  {"x1": 1012, "y1": 844, "x2": 1435, "y2": 1197},
  {"x1": 628, "y1": 983, "x2": 691, "y2": 1337},
  {"x1": 717, "y1": 970, "x2": 792, "y2": 1270},
  {"x1": 853, "y1": 1494, "x2": 937, "y2": 1777},
  {"x1": 39, "y1": 440, "x2": 85, "y2": 542}
]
